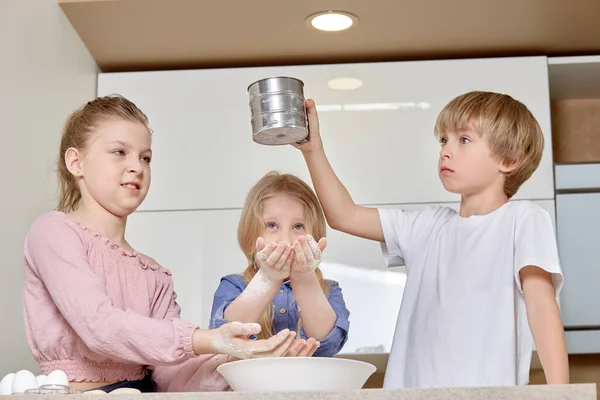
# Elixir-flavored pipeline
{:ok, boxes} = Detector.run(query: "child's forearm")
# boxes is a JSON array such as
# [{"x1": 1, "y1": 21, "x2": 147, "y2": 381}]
[
  {"x1": 291, "y1": 273, "x2": 336, "y2": 340},
  {"x1": 302, "y1": 149, "x2": 357, "y2": 231},
  {"x1": 522, "y1": 267, "x2": 570, "y2": 384},
  {"x1": 303, "y1": 150, "x2": 383, "y2": 241},
  {"x1": 224, "y1": 269, "x2": 282, "y2": 324},
  {"x1": 529, "y1": 301, "x2": 570, "y2": 384}
]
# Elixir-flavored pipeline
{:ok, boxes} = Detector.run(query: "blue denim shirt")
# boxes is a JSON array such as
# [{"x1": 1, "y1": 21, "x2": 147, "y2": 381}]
[{"x1": 209, "y1": 273, "x2": 350, "y2": 357}]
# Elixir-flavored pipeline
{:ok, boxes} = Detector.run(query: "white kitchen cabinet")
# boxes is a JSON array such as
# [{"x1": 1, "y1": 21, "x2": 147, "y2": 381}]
[
  {"x1": 98, "y1": 56, "x2": 554, "y2": 212},
  {"x1": 547, "y1": 56, "x2": 600, "y2": 354},
  {"x1": 125, "y1": 199, "x2": 555, "y2": 354},
  {"x1": 125, "y1": 204, "x2": 405, "y2": 350},
  {"x1": 555, "y1": 163, "x2": 600, "y2": 353}
]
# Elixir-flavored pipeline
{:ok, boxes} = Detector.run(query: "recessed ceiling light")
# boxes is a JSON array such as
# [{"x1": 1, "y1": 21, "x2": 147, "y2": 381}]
[
  {"x1": 327, "y1": 77, "x2": 363, "y2": 91},
  {"x1": 305, "y1": 11, "x2": 358, "y2": 32}
]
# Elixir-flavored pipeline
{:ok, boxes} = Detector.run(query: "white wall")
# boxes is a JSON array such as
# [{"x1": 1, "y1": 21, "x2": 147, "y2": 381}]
[{"x1": 0, "y1": 0, "x2": 98, "y2": 377}]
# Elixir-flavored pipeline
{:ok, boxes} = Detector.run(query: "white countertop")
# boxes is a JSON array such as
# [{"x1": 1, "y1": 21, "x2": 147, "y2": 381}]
[{"x1": 6, "y1": 384, "x2": 597, "y2": 400}]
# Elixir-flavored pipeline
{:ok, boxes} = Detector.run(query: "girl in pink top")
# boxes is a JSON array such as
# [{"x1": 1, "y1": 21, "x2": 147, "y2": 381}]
[{"x1": 22, "y1": 95, "x2": 296, "y2": 393}]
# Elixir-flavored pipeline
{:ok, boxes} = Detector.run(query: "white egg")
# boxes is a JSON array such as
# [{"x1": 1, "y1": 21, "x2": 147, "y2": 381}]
[
  {"x1": 84, "y1": 389, "x2": 108, "y2": 395},
  {"x1": 36, "y1": 375, "x2": 47, "y2": 387},
  {"x1": 0, "y1": 373, "x2": 15, "y2": 395},
  {"x1": 110, "y1": 388, "x2": 141, "y2": 394},
  {"x1": 11, "y1": 370, "x2": 38, "y2": 394},
  {"x1": 45, "y1": 370, "x2": 69, "y2": 386}
]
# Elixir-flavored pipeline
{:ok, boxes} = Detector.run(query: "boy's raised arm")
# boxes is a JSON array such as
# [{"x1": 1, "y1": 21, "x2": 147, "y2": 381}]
[{"x1": 295, "y1": 99, "x2": 384, "y2": 243}]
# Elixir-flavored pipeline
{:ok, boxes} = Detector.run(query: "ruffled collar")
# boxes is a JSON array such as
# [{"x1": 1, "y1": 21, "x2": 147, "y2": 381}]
[{"x1": 56, "y1": 212, "x2": 170, "y2": 274}]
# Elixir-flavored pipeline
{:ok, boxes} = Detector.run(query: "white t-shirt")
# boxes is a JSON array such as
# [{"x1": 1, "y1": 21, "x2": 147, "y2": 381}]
[{"x1": 378, "y1": 200, "x2": 563, "y2": 389}]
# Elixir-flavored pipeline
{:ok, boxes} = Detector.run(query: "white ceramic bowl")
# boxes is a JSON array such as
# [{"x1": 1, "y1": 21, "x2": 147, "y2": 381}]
[{"x1": 216, "y1": 357, "x2": 377, "y2": 392}]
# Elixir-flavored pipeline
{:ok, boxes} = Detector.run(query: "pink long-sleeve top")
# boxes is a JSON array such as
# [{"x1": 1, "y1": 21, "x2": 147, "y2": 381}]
[{"x1": 22, "y1": 211, "x2": 230, "y2": 391}]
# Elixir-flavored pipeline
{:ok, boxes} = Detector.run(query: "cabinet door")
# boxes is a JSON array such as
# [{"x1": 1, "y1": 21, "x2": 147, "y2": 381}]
[
  {"x1": 125, "y1": 206, "x2": 406, "y2": 353},
  {"x1": 556, "y1": 192, "x2": 600, "y2": 328},
  {"x1": 125, "y1": 200, "x2": 555, "y2": 354},
  {"x1": 98, "y1": 56, "x2": 554, "y2": 212}
]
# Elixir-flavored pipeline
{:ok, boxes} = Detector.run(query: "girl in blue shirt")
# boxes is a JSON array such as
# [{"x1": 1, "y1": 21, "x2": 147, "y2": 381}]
[{"x1": 210, "y1": 171, "x2": 349, "y2": 357}]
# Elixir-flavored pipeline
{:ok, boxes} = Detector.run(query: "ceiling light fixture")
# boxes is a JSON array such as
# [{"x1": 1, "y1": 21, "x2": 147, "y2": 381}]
[
  {"x1": 327, "y1": 77, "x2": 363, "y2": 91},
  {"x1": 305, "y1": 11, "x2": 358, "y2": 32}
]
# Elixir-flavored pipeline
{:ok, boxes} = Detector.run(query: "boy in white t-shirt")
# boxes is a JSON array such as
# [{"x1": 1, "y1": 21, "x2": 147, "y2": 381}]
[{"x1": 294, "y1": 91, "x2": 568, "y2": 388}]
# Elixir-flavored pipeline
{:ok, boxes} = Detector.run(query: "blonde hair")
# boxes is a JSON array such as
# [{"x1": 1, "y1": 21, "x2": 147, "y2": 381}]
[
  {"x1": 238, "y1": 171, "x2": 330, "y2": 339},
  {"x1": 57, "y1": 95, "x2": 150, "y2": 212},
  {"x1": 434, "y1": 91, "x2": 544, "y2": 198}
]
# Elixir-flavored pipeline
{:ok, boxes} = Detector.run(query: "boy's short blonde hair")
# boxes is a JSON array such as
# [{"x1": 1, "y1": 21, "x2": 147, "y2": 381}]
[{"x1": 434, "y1": 91, "x2": 544, "y2": 198}]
